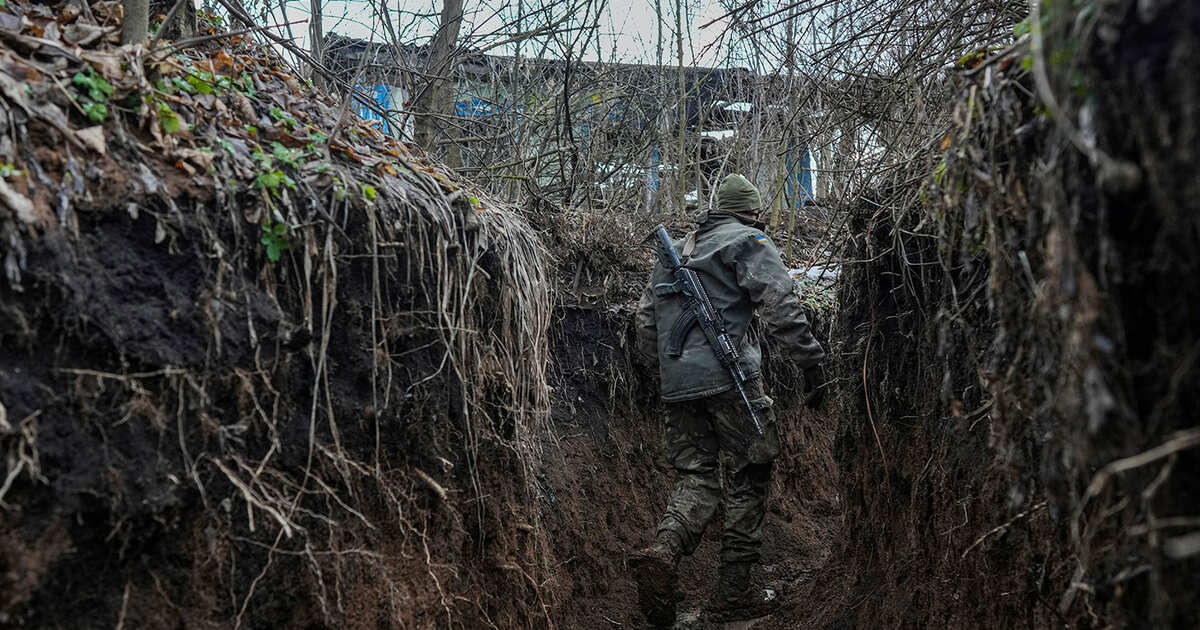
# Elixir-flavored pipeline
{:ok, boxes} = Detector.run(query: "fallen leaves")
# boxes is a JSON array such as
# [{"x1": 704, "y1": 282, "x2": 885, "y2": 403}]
[
  {"x1": 0, "y1": 69, "x2": 83, "y2": 148},
  {"x1": 74, "y1": 125, "x2": 105, "y2": 153},
  {"x1": 0, "y1": 177, "x2": 38, "y2": 225},
  {"x1": 0, "y1": 0, "x2": 480, "y2": 287}
]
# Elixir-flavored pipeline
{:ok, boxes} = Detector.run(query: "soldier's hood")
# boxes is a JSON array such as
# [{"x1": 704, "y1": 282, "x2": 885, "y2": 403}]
[{"x1": 701, "y1": 211, "x2": 767, "y2": 232}]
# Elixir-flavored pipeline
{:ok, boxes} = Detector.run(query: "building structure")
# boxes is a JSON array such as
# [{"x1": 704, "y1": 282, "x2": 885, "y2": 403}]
[{"x1": 323, "y1": 34, "x2": 818, "y2": 210}]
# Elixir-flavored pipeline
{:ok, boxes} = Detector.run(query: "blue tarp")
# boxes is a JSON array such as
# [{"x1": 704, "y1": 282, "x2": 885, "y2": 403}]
[
  {"x1": 785, "y1": 143, "x2": 816, "y2": 206},
  {"x1": 356, "y1": 84, "x2": 392, "y2": 134}
]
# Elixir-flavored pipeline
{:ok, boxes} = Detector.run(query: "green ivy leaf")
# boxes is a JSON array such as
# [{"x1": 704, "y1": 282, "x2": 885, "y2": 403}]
[
  {"x1": 157, "y1": 102, "x2": 180, "y2": 133},
  {"x1": 362, "y1": 185, "x2": 377, "y2": 201},
  {"x1": 72, "y1": 69, "x2": 113, "y2": 102},
  {"x1": 239, "y1": 72, "x2": 256, "y2": 96},
  {"x1": 268, "y1": 106, "x2": 297, "y2": 128},
  {"x1": 260, "y1": 222, "x2": 290, "y2": 261},
  {"x1": 271, "y1": 142, "x2": 301, "y2": 168},
  {"x1": 172, "y1": 76, "x2": 196, "y2": 94},
  {"x1": 187, "y1": 74, "x2": 213, "y2": 95},
  {"x1": 82, "y1": 101, "x2": 108, "y2": 122},
  {"x1": 255, "y1": 171, "x2": 281, "y2": 190}
]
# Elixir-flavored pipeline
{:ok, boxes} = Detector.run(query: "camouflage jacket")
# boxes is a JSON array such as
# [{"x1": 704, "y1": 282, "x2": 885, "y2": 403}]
[{"x1": 635, "y1": 214, "x2": 825, "y2": 402}]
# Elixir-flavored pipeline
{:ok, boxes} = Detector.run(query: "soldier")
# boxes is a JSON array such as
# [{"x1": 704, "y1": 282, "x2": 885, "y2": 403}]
[{"x1": 630, "y1": 173, "x2": 826, "y2": 625}]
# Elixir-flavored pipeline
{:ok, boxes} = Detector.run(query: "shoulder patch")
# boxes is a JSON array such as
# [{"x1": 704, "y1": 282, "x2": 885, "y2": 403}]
[{"x1": 753, "y1": 234, "x2": 770, "y2": 243}]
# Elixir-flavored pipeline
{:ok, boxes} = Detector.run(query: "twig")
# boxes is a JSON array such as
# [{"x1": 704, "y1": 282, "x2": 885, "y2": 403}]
[
  {"x1": 114, "y1": 582, "x2": 131, "y2": 630},
  {"x1": 233, "y1": 528, "x2": 285, "y2": 630},
  {"x1": 861, "y1": 331, "x2": 888, "y2": 475},
  {"x1": 56, "y1": 367, "x2": 185, "y2": 380},
  {"x1": 414, "y1": 467, "x2": 448, "y2": 502},
  {"x1": 961, "y1": 501, "x2": 1047, "y2": 559},
  {"x1": 147, "y1": 0, "x2": 189, "y2": 54},
  {"x1": 151, "y1": 20, "x2": 307, "y2": 61},
  {"x1": 1081, "y1": 429, "x2": 1200, "y2": 504}
]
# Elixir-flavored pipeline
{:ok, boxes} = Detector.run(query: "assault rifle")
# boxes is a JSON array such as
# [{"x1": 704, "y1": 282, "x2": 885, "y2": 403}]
[{"x1": 650, "y1": 224, "x2": 763, "y2": 435}]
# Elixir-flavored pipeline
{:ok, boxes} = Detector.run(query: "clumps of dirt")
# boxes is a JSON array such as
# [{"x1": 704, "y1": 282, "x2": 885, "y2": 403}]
[
  {"x1": 0, "y1": 2, "x2": 554, "y2": 628},
  {"x1": 822, "y1": 2, "x2": 1200, "y2": 628},
  {"x1": 543, "y1": 208, "x2": 664, "y2": 307}
]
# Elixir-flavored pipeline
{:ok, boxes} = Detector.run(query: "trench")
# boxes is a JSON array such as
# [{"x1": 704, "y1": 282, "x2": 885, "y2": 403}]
[{"x1": 3, "y1": 1, "x2": 1200, "y2": 629}]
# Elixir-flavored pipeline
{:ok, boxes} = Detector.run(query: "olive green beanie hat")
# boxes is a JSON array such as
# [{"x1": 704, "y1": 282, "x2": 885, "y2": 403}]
[{"x1": 715, "y1": 174, "x2": 762, "y2": 214}]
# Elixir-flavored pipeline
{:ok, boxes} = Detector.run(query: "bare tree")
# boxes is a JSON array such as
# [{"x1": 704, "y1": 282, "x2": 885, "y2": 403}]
[
  {"x1": 122, "y1": 0, "x2": 149, "y2": 44},
  {"x1": 413, "y1": 0, "x2": 465, "y2": 166}
]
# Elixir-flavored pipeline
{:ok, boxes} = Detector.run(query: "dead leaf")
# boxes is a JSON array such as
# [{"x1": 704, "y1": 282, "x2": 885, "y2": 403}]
[
  {"x1": 149, "y1": 55, "x2": 186, "y2": 76},
  {"x1": 90, "y1": 1, "x2": 124, "y2": 26},
  {"x1": 272, "y1": 132, "x2": 307, "y2": 148},
  {"x1": 242, "y1": 201, "x2": 261, "y2": 224},
  {"x1": 81, "y1": 50, "x2": 124, "y2": 79},
  {"x1": 214, "y1": 51, "x2": 237, "y2": 74},
  {"x1": 0, "y1": 13, "x2": 23, "y2": 34},
  {"x1": 0, "y1": 30, "x2": 81, "y2": 63},
  {"x1": 27, "y1": 4, "x2": 55, "y2": 19},
  {"x1": 75, "y1": 126, "x2": 107, "y2": 154},
  {"x1": 60, "y1": 0, "x2": 85, "y2": 23},
  {"x1": 331, "y1": 144, "x2": 362, "y2": 163},
  {"x1": 63, "y1": 23, "x2": 108, "y2": 47},
  {"x1": 231, "y1": 91, "x2": 255, "y2": 121},
  {"x1": 42, "y1": 21, "x2": 61, "y2": 43},
  {"x1": 0, "y1": 177, "x2": 46, "y2": 226},
  {"x1": 175, "y1": 148, "x2": 214, "y2": 171},
  {"x1": 136, "y1": 163, "x2": 165, "y2": 196},
  {"x1": 0, "y1": 71, "x2": 83, "y2": 149}
]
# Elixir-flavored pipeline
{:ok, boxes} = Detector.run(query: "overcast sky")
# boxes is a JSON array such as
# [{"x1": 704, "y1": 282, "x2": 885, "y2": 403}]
[{"x1": 270, "y1": 0, "x2": 734, "y2": 66}]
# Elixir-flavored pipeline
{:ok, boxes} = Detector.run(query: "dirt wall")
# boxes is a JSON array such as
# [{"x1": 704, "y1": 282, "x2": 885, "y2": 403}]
[
  {"x1": 821, "y1": 2, "x2": 1200, "y2": 628},
  {"x1": 0, "y1": 7, "x2": 554, "y2": 625}
]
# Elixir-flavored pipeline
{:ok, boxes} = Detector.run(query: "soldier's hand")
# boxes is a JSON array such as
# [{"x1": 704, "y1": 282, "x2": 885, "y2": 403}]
[{"x1": 803, "y1": 365, "x2": 826, "y2": 409}]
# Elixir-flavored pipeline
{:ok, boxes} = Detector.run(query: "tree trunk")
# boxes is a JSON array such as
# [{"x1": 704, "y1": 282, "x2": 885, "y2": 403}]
[
  {"x1": 413, "y1": 0, "x2": 464, "y2": 167},
  {"x1": 309, "y1": 0, "x2": 326, "y2": 90},
  {"x1": 122, "y1": 0, "x2": 149, "y2": 45},
  {"x1": 675, "y1": 0, "x2": 687, "y2": 213},
  {"x1": 152, "y1": 0, "x2": 197, "y2": 41}
]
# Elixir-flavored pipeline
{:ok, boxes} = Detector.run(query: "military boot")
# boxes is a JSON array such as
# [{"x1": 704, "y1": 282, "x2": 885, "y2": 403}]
[
  {"x1": 628, "y1": 540, "x2": 681, "y2": 627},
  {"x1": 705, "y1": 562, "x2": 780, "y2": 623}
]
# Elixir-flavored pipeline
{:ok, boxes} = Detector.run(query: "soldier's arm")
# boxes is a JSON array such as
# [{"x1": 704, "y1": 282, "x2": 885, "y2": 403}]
[
  {"x1": 634, "y1": 275, "x2": 659, "y2": 367},
  {"x1": 728, "y1": 233, "x2": 825, "y2": 368}
]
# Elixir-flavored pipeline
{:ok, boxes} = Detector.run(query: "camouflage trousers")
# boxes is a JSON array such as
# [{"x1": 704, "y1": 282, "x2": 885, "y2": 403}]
[{"x1": 654, "y1": 378, "x2": 780, "y2": 566}]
